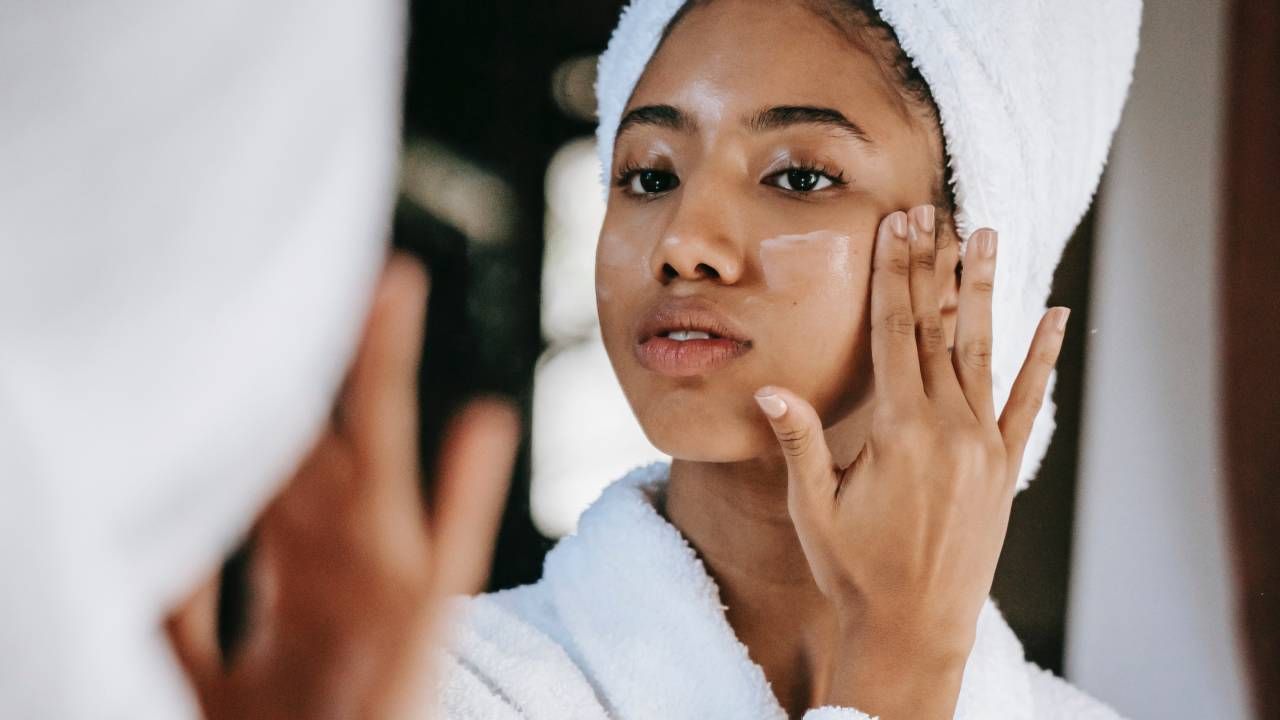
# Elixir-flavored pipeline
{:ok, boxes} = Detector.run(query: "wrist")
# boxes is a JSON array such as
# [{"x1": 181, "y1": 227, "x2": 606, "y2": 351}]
[
  {"x1": 823, "y1": 615, "x2": 973, "y2": 720},
  {"x1": 836, "y1": 602, "x2": 977, "y2": 660}
]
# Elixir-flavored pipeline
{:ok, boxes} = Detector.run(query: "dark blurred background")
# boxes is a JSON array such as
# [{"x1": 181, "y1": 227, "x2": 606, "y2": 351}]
[
  {"x1": 398, "y1": 0, "x2": 628, "y2": 593},
  {"x1": 396, "y1": 0, "x2": 1098, "y2": 675}
]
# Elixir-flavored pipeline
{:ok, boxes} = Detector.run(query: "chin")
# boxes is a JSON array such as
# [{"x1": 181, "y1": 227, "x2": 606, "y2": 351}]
[{"x1": 632, "y1": 392, "x2": 779, "y2": 462}]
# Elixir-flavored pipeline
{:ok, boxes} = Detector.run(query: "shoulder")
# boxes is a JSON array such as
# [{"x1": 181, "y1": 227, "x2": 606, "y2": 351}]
[{"x1": 435, "y1": 584, "x2": 610, "y2": 720}]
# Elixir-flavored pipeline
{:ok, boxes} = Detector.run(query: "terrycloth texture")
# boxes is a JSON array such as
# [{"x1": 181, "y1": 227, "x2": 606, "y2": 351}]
[
  {"x1": 437, "y1": 464, "x2": 1125, "y2": 718},
  {"x1": 594, "y1": 0, "x2": 1141, "y2": 489}
]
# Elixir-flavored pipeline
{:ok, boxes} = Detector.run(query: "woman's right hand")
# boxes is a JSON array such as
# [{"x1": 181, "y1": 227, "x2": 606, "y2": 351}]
[
  {"x1": 753, "y1": 206, "x2": 1069, "y2": 719},
  {"x1": 166, "y1": 253, "x2": 521, "y2": 719}
]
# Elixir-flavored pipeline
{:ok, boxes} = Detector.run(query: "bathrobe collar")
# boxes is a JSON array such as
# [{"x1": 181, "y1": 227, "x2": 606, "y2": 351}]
[{"x1": 542, "y1": 462, "x2": 1036, "y2": 720}]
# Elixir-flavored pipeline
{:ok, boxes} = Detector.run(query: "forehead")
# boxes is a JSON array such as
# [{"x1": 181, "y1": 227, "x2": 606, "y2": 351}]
[{"x1": 627, "y1": 0, "x2": 918, "y2": 142}]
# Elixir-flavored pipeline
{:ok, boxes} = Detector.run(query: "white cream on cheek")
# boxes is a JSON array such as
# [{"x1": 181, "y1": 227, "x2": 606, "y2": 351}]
[
  {"x1": 597, "y1": 229, "x2": 861, "y2": 305},
  {"x1": 757, "y1": 230, "x2": 857, "y2": 300},
  {"x1": 594, "y1": 230, "x2": 647, "y2": 307}
]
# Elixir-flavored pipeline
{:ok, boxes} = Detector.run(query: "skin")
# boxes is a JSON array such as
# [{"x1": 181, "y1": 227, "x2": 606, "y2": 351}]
[
  {"x1": 167, "y1": 254, "x2": 521, "y2": 719},
  {"x1": 598, "y1": 1, "x2": 1068, "y2": 718},
  {"x1": 164, "y1": 2, "x2": 1064, "y2": 717},
  {"x1": 598, "y1": 0, "x2": 956, "y2": 464}
]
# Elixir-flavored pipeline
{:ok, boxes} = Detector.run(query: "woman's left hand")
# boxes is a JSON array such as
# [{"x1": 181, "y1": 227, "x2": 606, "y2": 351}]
[
  {"x1": 753, "y1": 206, "x2": 1069, "y2": 719},
  {"x1": 166, "y1": 253, "x2": 521, "y2": 720}
]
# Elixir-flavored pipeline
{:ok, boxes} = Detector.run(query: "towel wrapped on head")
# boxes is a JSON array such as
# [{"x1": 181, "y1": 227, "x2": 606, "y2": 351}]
[{"x1": 594, "y1": 0, "x2": 1141, "y2": 488}]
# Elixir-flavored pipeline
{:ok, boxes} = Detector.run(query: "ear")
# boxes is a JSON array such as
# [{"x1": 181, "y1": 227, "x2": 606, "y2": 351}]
[{"x1": 934, "y1": 218, "x2": 962, "y2": 350}]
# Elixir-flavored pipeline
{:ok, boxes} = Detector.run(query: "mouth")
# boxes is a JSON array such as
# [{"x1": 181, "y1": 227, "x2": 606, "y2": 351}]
[{"x1": 633, "y1": 299, "x2": 753, "y2": 378}]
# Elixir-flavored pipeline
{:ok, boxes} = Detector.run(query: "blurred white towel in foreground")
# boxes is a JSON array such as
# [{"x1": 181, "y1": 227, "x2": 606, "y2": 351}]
[{"x1": 0, "y1": 1, "x2": 402, "y2": 716}]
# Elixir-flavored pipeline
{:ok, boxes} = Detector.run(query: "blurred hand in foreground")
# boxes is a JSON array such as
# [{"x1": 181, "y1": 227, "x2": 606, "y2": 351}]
[{"x1": 166, "y1": 252, "x2": 521, "y2": 719}]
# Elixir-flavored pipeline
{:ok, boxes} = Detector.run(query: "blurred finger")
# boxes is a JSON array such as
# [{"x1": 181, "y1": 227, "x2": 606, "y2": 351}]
[
  {"x1": 344, "y1": 252, "x2": 430, "y2": 485},
  {"x1": 429, "y1": 397, "x2": 521, "y2": 597},
  {"x1": 164, "y1": 571, "x2": 224, "y2": 707}
]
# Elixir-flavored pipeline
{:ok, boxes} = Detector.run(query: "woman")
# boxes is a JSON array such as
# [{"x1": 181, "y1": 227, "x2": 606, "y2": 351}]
[
  {"x1": 169, "y1": 0, "x2": 1139, "y2": 717},
  {"x1": 438, "y1": 0, "x2": 1138, "y2": 718}
]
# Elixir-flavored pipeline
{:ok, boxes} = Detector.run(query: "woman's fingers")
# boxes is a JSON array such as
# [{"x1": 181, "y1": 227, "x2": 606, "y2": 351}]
[
  {"x1": 307, "y1": 251, "x2": 433, "y2": 585},
  {"x1": 754, "y1": 386, "x2": 836, "y2": 508},
  {"x1": 906, "y1": 205, "x2": 960, "y2": 401},
  {"x1": 952, "y1": 229, "x2": 998, "y2": 422},
  {"x1": 164, "y1": 572, "x2": 222, "y2": 690},
  {"x1": 870, "y1": 210, "x2": 925, "y2": 407},
  {"x1": 429, "y1": 397, "x2": 521, "y2": 598},
  {"x1": 163, "y1": 253, "x2": 451, "y2": 720},
  {"x1": 343, "y1": 252, "x2": 430, "y2": 487},
  {"x1": 998, "y1": 307, "x2": 1070, "y2": 476}
]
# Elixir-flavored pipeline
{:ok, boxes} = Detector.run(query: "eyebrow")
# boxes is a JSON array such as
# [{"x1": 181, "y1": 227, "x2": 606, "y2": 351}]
[
  {"x1": 616, "y1": 104, "x2": 694, "y2": 138},
  {"x1": 747, "y1": 105, "x2": 874, "y2": 144},
  {"x1": 616, "y1": 103, "x2": 874, "y2": 148}
]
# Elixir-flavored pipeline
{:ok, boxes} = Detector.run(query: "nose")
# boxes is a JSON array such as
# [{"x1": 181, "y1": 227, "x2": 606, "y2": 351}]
[{"x1": 648, "y1": 185, "x2": 745, "y2": 285}]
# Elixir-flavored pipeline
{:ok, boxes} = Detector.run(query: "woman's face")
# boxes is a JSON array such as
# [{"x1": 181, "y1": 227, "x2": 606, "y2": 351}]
[{"x1": 597, "y1": 0, "x2": 954, "y2": 462}]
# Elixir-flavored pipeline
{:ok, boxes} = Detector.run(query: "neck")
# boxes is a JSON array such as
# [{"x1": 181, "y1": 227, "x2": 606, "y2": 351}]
[
  {"x1": 661, "y1": 401, "x2": 873, "y2": 717},
  {"x1": 664, "y1": 455, "x2": 838, "y2": 717}
]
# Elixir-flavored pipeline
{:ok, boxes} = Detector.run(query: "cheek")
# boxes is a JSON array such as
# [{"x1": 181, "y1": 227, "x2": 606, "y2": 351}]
[
  {"x1": 755, "y1": 230, "x2": 873, "y2": 416},
  {"x1": 757, "y1": 230, "x2": 858, "y2": 298},
  {"x1": 595, "y1": 228, "x2": 647, "y2": 322},
  {"x1": 591, "y1": 218, "x2": 876, "y2": 462},
  {"x1": 595, "y1": 226, "x2": 656, "y2": 404}
]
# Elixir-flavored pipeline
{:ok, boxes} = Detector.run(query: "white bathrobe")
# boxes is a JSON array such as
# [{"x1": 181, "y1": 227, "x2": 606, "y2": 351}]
[{"x1": 437, "y1": 463, "x2": 1122, "y2": 719}]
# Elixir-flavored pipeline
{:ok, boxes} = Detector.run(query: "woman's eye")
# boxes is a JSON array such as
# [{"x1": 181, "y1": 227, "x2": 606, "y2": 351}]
[
  {"x1": 627, "y1": 169, "x2": 679, "y2": 195},
  {"x1": 768, "y1": 168, "x2": 835, "y2": 192}
]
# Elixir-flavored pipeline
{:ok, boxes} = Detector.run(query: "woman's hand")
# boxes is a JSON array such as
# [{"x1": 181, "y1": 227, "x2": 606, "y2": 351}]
[
  {"x1": 753, "y1": 206, "x2": 1068, "y2": 719},
  {"x1": 166, "y1": 253, "x2": 521, "y2": 720}
]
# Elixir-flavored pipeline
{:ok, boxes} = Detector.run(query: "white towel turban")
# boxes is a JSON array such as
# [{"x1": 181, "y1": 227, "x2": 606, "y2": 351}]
[{"x1": 595, "y1": 0, "x2": 1141, "y2": 487}]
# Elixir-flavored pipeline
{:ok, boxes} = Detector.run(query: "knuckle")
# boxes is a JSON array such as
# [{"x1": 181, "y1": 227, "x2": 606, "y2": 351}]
[
  {"x1": 872, "y1": 403, "x2": 899, "y2": 429},
  {"x1": 917, "y1": 316, "x2": 946, "y2": 353},
  {"x1": 970, "y1": 278, "x2": 995, "y2": 296},
  {"x1": 911, "y1": 248, "x2": 937, "y2": 272},
  {"x1": 776, "y1": 425, "x2": 812, "y2": 456},
  {"x1": 893, "y1": 416, "x2": 934, "y2": 448},
  {"x1": 1012, "y1": 388, "x2": 1045, "y2": 416},
  {"x1": 876, "y1": 254, "x2": 912, "y2": 277},
  {"x1": 1028, "y1": 391, "x2": 1046, "y2": 414},
  {"x1": 947, "y1": 432, "x2": 989, "y2": 472},
  {"x1": 960, "y1": 338, "x2": 993, "y2": 369},
  {"x1": 878, "y1": 308, "x2": 916, "y2": 336}
]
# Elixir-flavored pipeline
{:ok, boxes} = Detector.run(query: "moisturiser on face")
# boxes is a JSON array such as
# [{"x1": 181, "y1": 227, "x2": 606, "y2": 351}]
[
  {"x1": 595, "y1": 230, "x2": 647, "y2": 307},
  {"x1": 757, "y1": 230, "x2": 855, "y2": 298}
]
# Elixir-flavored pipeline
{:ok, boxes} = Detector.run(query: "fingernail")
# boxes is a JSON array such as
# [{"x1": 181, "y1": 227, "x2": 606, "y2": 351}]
[
  {"x1": 891, "y1": 212, "x2": 908, "y2": 238},
  {"x1": 754, "y1": 392, "x2": 788, "y2": 419},
  {"x1": 912, "y1": 204, "x2": 935, "y2": 231},
  {"x1": 1053, "y1": 307, "x2": 1071, "y2": 331},
  {"x1": 974, "y1": 229, "x2": 997, "y2": 258}
]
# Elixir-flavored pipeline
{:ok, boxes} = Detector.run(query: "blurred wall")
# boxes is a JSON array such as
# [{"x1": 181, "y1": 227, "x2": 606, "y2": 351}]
[
  {"x1": 1221, "y1": 0, "x2": 1280, "y2": 715},
  {"x1": 1066, "y1": 0, "x2": 1252, "y2": 717}
]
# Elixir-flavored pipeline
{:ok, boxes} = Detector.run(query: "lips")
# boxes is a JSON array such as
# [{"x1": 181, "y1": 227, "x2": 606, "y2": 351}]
[{"x1": 633, "y1": 298, "x2": 753, "y2": 377}]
